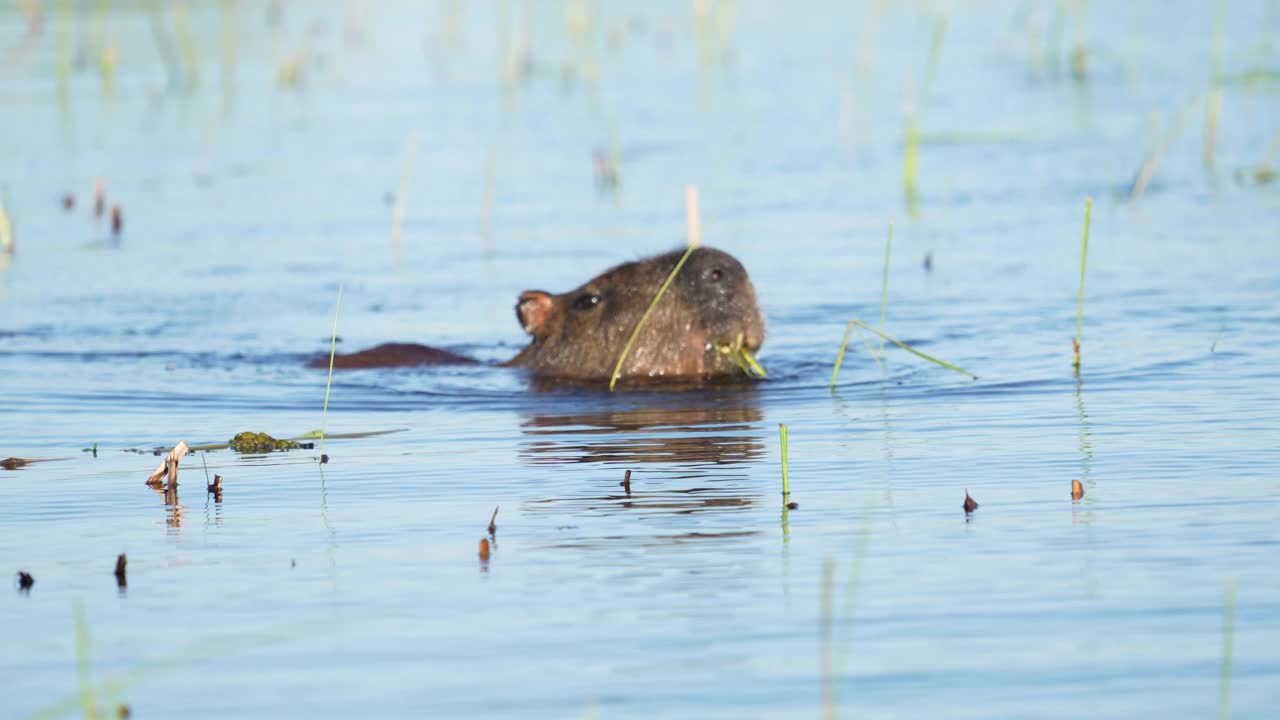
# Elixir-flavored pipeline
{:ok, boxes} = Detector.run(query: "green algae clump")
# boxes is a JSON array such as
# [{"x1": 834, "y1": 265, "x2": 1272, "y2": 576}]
[{"x1": 229, "y1": 432, "x2": 300, "y2": 454}]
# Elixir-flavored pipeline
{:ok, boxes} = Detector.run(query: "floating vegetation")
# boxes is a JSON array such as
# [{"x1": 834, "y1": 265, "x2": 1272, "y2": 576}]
[{"x1": 228, "y1": 432, "x2": 300, "y2": 453}]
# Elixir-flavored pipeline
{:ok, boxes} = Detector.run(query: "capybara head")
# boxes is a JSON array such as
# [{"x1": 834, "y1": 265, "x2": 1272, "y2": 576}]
[{"x1": 505, "y1": 247, "x2": 765, "y2": 381}]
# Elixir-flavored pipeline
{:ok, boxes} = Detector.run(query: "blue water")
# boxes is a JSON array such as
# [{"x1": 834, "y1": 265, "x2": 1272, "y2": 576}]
[{"x1": 3, "y1": 1, "x2": 1279, "y2": 717}]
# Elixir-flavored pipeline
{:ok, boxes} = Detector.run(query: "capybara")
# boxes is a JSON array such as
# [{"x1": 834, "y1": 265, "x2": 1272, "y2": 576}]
[{"x1": 312, "y1": 246, "x2": 765, "y2": 382}]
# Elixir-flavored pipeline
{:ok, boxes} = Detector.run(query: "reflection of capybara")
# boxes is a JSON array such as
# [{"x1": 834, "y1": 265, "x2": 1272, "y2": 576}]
[{"x1": 313, "y1": 246, "x2": 766, "y2": 382}]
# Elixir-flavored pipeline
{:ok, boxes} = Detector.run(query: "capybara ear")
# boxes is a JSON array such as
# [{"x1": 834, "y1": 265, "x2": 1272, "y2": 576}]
[{"x1": 516, "y1": 290, "x2": 554, "y2": 337}]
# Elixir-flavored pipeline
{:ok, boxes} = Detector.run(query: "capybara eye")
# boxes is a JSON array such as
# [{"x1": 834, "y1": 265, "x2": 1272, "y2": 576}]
[
  {"x1": 572, "y1": 293, "x2": 601, "y2": 312},
  {"x1": 706, "y1": 268, "x2": 723, "y2": 282}
]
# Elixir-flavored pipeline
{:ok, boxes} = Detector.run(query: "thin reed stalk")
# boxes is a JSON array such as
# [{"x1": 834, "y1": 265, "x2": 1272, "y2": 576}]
[
  {"x1": 1130, "y1": 95, "x2": 1200, "y2": 202},
  {"x1": 779, "y1": 423, "x2": 790, "y2": 506},
  {"x1": 1204, "y1": 0, "x2": 1227, "y2": 169},
  {"x1": 391, "y1": 135, "x2": 421, "y2": 246},
  {"x1": 1074, "y1": 198, "x2": 1092, "y2": 368},
  {"x1": 320, "y1": 284, "x2": 343, "y2": 456}
]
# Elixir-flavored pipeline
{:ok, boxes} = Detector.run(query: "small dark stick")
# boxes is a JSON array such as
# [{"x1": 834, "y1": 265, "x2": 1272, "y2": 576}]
[
  {"x1": 1071, "y1": 479, "x2": 1085, "y2": 501},
  {"x1": 61, "y1": 193, "x2": 75, "y2": 211},
  {"x1": 487, "y1": 506, "x2": 499, "y2": 536},
  {"x1": 16, "y1": 571, "x2": 34, "y2": 592},
  {"x1": 963, "y1": 490, "x2": 979, "y2": 514},
  {"x1": 114, "y1": 553, "x2": 127, "y2": 589},
  {"x1": 620, "y1": 469, "x2": 632, "y2": 496},
  {"x1": 110, "y1": 205, "x2": 122, "y2": 235},
  {"x1": 207, "y1": 474, "x2": 222, "y2": 494}
]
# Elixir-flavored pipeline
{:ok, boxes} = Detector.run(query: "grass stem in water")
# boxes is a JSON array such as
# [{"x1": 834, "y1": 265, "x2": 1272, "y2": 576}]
[
  {"x1": 779, "y1": 423, "x2": 790, "y2": 507},
  {"x1": 1074, "y1": 198, "x2": 1092, "y2": 368},
  {"x1": 320, "y1": 284, "x2": 343, "y2": 456}
]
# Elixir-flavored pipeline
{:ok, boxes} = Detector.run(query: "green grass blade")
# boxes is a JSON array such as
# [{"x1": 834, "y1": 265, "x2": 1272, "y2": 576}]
[
  {"x1": 320, "y1": 284, "x2": 343, "y2": 456},
  {"x1": 844, "y1": 319, "x2": 977, "y2": 380},
  {"x1": 779, "y1": 423, "x2": 790, "y2": 506},
  {"x1": 609, "y1": 245, "x2": 697, "y2": 390}
]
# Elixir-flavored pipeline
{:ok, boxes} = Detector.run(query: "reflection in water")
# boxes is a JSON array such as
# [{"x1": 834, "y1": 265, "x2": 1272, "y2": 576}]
[
  {"x1": 518, "y1": 388, "x2": 764, "y2": 466},
  {"x1": 518, "y1": 389, "x2": 766, "y2": 533},
  {"x1": 1073, "y1": 374, "x2": 1094, "y2": 526}
]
